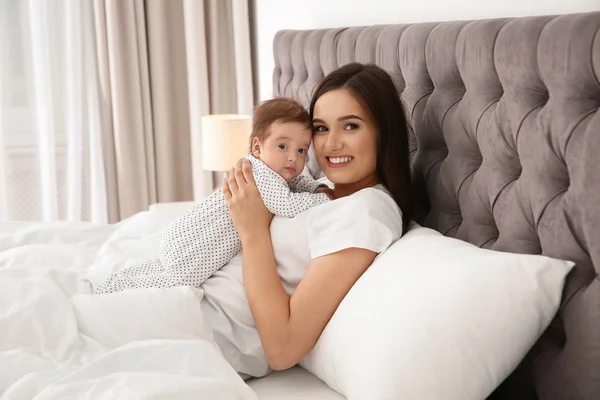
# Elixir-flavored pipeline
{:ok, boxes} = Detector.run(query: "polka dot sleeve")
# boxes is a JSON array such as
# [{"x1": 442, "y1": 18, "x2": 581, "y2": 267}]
[
  {"x1": 289, "y1": 174, "x2": 326, "y2": 193},
  {"x1": 93, "y1": 156, "x2": 330, "y2": 295},
  {"x1": 249, "y1": 155, "x2": 331, "y2": 218}
]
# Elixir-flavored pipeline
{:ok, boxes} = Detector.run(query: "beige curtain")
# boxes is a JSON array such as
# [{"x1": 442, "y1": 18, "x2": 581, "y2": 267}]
[{"x1": 93, "y1": 0, "x2": 254, "y2": 222}]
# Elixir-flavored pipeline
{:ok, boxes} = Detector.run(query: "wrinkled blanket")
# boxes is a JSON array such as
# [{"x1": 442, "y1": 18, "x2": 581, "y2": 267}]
[{"x1": 0, "y1": 210, "x2": 258, "y2": 399}]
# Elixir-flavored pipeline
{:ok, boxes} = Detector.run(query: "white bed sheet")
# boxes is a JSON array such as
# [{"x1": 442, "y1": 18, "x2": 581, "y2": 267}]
[
  {"x1": 248, "y1": 366, "x2": 345, "y2": 400},
  {"x1": 0, "y1": 208, "x2": 254, "y2": 399},
  {"x1": 0, "y1": 203, "x2": 344, "y2": 399}
]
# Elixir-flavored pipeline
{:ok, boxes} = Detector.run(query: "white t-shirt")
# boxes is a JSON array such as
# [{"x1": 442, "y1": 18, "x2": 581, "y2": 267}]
[{"x1": 197, "y1": 184, "x2": 404, "y2": 378}]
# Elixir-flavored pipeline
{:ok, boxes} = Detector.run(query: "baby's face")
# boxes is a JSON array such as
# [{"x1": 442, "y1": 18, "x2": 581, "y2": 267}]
[{"x1": 252, "y1": 121, "x2": 312, "y2": 183}]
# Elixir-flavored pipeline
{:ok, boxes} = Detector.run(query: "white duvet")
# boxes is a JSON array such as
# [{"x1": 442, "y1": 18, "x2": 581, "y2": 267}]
[{"x1": 0, "y1": 208, "x2": 259, "y2": 399}]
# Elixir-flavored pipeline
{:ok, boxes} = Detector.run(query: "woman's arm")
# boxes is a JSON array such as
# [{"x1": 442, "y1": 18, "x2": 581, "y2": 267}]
[
  {"x1": 224, "y1": 159, "x2": 378, "y2": 370},
  {"x1": 242, "y1": 228, "x2": 376, "y2": 370}
]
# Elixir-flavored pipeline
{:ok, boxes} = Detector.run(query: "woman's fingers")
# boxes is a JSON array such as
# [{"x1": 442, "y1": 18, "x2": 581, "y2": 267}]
[
  {"x1": 227, "y1": 167, "x2": 239, "y2": 194},
  {"x1": 226, "y1": 159, "x2": 252, "y2": 203},
  {"x1": 234, "y1": 159, "x2": 247, "y2": 186},
  {"x1": 222, "y1": 179, "x2": 232, "y2": 201},
  {"x1": 241, "y1": 159, "x2": 255, "y2": 186}
]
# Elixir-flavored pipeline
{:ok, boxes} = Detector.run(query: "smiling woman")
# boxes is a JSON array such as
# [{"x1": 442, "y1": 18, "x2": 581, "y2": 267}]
[
  {"x1": 309, "y1": 63, "x2": 414, "y2": 232},
  {"x1": 311, "y1": 94, "x2": 379, "y2": 193},
  {"x1": 221, "y1": 62, "x2": 413, "y2": 371}
]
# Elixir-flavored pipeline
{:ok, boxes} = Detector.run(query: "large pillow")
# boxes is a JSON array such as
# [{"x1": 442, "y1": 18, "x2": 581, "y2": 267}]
[{"x1": 300, "y1": 224, "x2": 574, "y2": 399}]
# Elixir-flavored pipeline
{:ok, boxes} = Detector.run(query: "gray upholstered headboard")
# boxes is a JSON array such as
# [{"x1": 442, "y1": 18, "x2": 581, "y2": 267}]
[{"x1": 272, "y1": 12, "x2": 600, "y2": 400}]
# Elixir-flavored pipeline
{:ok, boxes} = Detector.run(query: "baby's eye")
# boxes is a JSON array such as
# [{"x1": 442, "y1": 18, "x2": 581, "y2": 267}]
[
  {"x1": 313, "y1": 125, "x2": 328, "y2": 133},
  {"x1": 298, "y1": 148, "x2": 306, "y2": 154},
  {"x1": 344, "y1": 123, "x2": 359, "y2": 131},
  {"x1": 278, "y1": 144, "x2": 287, "y2": 150}
]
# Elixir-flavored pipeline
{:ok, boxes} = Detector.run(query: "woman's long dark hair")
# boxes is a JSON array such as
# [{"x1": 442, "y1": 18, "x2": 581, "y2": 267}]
[{"x1": 309, "y1": 63, "x2": 413, "y2": 234}]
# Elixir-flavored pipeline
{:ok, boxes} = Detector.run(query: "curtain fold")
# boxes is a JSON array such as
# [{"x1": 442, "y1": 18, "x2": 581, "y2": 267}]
[
  {"x1": 92, "y1": 0, "x2": 119, "y2": 223},
  {"x1": 183, "y1": 0, "x2": 214, "y2": 201},
  {"x1": 96, "y1": 0, "x2": 255, "y2": 220},
  {"x1": 0, "y1": 0, "x2": 254, "y2": 223},
  {"x1": 184, "y1": 0, "x2": 255, "y2": 200},
  {"x1": 0, "y1": 0, "x2": 108, "y2": 222},
  {"x1": 231, "y1": 0, "x2": 255, "y2": 116},
  {"x1": 97, "y1": 0, "x2": 158, "y2": 221},
  {"x1": 146, "y1": 0, "x2": 193, "y2": 204}
]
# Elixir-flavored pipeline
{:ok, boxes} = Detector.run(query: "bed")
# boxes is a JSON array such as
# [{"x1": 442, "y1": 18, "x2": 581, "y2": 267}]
[
  {"x1": 1, "y1": 10, "x2": 599, "y2": 400},
  {"x1": 261, "y1": 10, "x2": 600, "y2": 400}
]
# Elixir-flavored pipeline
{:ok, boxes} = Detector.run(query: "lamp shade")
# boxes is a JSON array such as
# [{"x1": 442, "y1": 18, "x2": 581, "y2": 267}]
[{"x1": 200, "y1": 114, "x2": 251, "y2": 171}]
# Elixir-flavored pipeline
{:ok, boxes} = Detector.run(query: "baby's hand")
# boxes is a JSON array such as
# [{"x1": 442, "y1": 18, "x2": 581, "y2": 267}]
[{"x1": 315, "y1": 185, "x2": 334, "y2": 199}]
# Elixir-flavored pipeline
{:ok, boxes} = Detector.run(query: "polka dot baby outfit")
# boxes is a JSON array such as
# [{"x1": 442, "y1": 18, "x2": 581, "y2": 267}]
[{"x1": 93, "y1": 155, "x2": 330, "y2": 294}]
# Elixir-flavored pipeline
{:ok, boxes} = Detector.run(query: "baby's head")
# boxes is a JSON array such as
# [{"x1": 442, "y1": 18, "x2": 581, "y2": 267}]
[{"x1": 249, "y1": 98, "x2": 312, "y2": 183}]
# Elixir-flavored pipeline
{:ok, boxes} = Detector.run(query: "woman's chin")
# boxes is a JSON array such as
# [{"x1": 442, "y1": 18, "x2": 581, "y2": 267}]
[{"x1": 323, "y1": 170, "x2": 352, "y2": 184}]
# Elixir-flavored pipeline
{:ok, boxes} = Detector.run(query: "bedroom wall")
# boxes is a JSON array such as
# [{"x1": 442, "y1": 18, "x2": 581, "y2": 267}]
[{"x1": 254, "y1": 0, "x2": 600, "y2": 101}]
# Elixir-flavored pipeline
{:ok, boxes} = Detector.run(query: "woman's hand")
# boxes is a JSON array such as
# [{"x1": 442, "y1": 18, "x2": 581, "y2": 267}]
[
  {"x1": 314, "y1": 185, "x2": 334, "y2": 199},
  {"x1": 223, "y1": 158, "x2": 273, "y2": 240}
]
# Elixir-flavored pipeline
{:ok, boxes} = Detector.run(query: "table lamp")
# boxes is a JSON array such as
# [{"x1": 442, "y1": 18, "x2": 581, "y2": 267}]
[{"x1": 192, "y1": 114, "x2": 252, "y2": 200}]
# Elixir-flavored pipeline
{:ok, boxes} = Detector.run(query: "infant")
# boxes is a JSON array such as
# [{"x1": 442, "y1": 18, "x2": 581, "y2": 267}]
[{"x1": 94, "y1": 98, "x2": 331, "y2": 294}]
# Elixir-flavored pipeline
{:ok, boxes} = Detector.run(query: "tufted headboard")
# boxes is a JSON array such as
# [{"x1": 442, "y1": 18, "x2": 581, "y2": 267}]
[{"x1": 272, "y1": 12, "x2": 600, "y2": 400}]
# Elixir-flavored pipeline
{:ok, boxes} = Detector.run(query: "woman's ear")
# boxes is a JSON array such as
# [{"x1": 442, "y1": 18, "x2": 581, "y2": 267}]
[{"x1": 251, "y1": 137, "x2": 261, "y2": 158}]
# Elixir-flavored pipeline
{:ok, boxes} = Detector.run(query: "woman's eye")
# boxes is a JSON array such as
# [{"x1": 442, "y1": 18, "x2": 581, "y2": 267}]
[
  {"x1": 344, "y1": 123, "x2": 359, "y2": 131},
  {"x1": 278, "y1": 144, "x2": 287, "y2": 150},
  {"x1": 313, "y1": 125, "x2": 327, "y2": 133}
]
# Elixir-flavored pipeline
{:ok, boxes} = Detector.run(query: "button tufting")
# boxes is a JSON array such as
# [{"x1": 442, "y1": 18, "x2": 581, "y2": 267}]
[
  {"x1": 514, "y1": 160, "x2": 523, "y2": 179},
  {"x1": 272, "y1": 15, "x2": 600, "y2": 399},
  {"x1": 539, "y1": 88, "x2": 550, "y2": 105}
]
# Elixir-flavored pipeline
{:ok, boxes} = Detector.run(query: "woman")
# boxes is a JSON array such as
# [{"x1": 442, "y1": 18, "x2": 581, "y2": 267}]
[{"x1": 222, "y1": 62, "x2": 413, "y2": 372}]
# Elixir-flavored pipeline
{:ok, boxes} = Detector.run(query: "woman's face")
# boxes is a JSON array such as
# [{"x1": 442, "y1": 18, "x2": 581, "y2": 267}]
[{"x1": 312, "y1": 88, "x2": 378, "y2": 187}]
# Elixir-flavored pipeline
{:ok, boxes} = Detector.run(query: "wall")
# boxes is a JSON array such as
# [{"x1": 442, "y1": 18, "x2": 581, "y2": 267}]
[{"x1": 254, "y1": 0, "x2": 600, "y2": 101}]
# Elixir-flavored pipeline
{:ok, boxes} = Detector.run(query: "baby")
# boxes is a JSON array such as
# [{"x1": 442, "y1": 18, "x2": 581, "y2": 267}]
[{"x1": 93, "y1": 98, "x2": 331, "y2": 294}]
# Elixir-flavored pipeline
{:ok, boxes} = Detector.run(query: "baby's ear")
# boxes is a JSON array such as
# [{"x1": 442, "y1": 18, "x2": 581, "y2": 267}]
[{"x1": 251, "y1": 137, "x2": 261, "y2": 158}]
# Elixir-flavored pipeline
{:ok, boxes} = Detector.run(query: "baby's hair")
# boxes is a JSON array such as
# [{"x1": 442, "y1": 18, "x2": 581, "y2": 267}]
[{"x1": 249, "y1": 97, "x2": 310, "y2": 151}]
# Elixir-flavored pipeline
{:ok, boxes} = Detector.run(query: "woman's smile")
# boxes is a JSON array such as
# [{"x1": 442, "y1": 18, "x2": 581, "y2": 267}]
[{"x1": 325, "y1": 156, "x2": 354, "y2": 168}]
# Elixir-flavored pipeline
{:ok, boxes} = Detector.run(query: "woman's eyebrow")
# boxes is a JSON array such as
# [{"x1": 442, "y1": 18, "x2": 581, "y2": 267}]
[
  {"x1": 312, "y1": 115, "x2": 364, "y2": 124},
  {"x1": 338, "y1": 114, "x2": 363, "y2": 122}
]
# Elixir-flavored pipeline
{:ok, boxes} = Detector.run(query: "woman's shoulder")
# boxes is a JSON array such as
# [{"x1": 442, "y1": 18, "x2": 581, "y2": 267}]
[
  {"x1": 335, "y1": 184, "x2": 398, "y2": 208},
  {"x1": 350, "y1": 185, "x2": 402, "y2": 221},
  {"x1": 307, "y1": 184, "x2": 404, "y2": 259},
  {"x1": 313, "y1": 177, "x2": 395, "y2": 206},
  {"x1": 350, "y1": 184, "x2": 395, "y2": 203},
  {"x1": 311, "y1": 185, "x2": 402, "y2": 226}
]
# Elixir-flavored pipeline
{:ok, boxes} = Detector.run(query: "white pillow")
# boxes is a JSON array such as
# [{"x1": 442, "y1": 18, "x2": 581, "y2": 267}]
[{"x1": 300, "y1": 224, "x2": 574, "y2": 400}]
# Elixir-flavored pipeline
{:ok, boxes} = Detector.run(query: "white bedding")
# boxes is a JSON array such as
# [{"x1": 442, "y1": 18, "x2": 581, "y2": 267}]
[
  {"x1": 248, "y1": 366, "x2": 345, "y2": 400},
  {"x1": 0, "y1": 208, "x2": 262, "y2": 399}
]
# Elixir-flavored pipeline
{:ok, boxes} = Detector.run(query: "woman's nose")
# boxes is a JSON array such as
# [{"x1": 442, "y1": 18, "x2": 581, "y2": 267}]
[{"x1": 324, "y1": 130, "x2": 343, "y2": 151}]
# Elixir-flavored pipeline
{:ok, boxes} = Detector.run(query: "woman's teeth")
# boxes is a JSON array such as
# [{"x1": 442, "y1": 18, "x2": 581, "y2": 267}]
[{"x1": 328, "y1": 156, "x2": 353, "y2": 164}]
